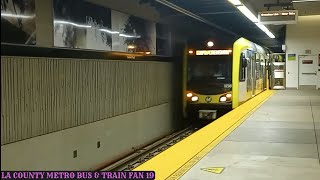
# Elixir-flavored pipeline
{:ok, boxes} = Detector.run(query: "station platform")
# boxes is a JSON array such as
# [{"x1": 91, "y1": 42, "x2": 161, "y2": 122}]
[{"x1": 134, "y1": 89, "x2": 320, "y2": 180}]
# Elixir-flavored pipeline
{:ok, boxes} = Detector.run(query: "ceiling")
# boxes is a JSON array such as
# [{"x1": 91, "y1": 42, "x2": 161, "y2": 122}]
[
  {"x1": 245, "y1": 0, "x2": 320, "y2": 16},
  {"x1": 141, "y1": 0, "x2": 320, "y2": 52}
]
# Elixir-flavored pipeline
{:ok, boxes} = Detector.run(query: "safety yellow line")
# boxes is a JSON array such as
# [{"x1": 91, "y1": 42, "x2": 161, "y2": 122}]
[
  {"x1": 166, "y1": 90, "x2": 273, "y2": 179},
  {"x1": 134, "y1": 90, "x2": 274, "y2": 180}
]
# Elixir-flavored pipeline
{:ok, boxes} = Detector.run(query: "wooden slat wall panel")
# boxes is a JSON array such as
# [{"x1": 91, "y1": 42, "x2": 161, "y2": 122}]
[{"x1": 1, "y1": 56, "x2": 174, "y2": 145}]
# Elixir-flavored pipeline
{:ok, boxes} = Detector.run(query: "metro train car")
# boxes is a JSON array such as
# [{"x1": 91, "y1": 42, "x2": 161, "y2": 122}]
[{"x1": 183, "y1": 37, "x2": 271, "y2": 120}]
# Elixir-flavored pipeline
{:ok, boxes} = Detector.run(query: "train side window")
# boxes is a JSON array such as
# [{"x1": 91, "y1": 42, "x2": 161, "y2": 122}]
[
  {"x1": 260, "y1": 59, "x2": 264, "y2": 78},
  {"x1": 239, "y1": 53, "x2": 246, "y2": 82},
  {"x1": 255, "y1": 54, "x2": 257, "y2": 79}
]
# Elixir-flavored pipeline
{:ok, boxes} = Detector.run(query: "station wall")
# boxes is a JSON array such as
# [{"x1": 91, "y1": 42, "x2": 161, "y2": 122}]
[
  {"x1": 1, "y1": 0, "x2": 172, "y2": 56},
  {"x1": 285, "y1": 15, "x2": 320, "y2": 88},
  {"x1": 1, "y1": 56, "x2": 176, "y2": 170},
  {"x1": 1, "y1": 0, "x2": 185, "y2": 171},
  {"x1": 85, "y1": 0, "x2": 162, "y2": 23}
]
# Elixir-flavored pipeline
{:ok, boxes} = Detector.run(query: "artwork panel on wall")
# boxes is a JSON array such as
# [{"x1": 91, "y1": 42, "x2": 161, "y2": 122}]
[
  {"x1": 53, "y1": 0, "x2": 112, "y2": 51},
  {"x1": 51, "y1": 0, "x2": 170, "y2": 56},
  {"x1": 111, "y1": 10, "x2": 156, "y2": 55},
  {"x1": 1, "y1": 0, "x2": 36, "y2": 45},
  {"x1": 156, "y1": 23, "x2": 171, "y2": 56}
]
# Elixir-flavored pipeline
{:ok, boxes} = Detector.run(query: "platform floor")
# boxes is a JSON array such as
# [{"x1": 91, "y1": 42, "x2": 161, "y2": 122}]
[{"x1": 181, "y1": 90, "x2": 320, "y2": 180}]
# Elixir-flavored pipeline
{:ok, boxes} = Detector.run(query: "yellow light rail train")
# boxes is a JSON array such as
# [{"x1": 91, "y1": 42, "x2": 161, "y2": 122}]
[{"x1": 183, "y1": 37, "x2": 272, "y2": 120}]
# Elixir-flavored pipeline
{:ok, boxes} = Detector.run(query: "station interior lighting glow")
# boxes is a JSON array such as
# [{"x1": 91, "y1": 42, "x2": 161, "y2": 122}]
[
  {"x1": 227, "y1": 0, "x2": 275, "y2": 39},
  {"x1": 207, "y1": 41, "x2": 214, "y2": 47},
  {"x1": 228, "y1": 0, "x2": 242, "y2": 6},
  {"x1": 237, "y1": 5, "x2": 259, "y2": 23},
  {"x1": 127, "y1": 45, "x2": 136, "y2": 49}
]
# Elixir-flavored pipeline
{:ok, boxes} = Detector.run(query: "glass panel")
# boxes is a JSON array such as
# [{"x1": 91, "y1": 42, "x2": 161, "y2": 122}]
[
  {"x1": 1, "y1": 0, "x2": 36, "y2": 45},
  {"x1": 187, "y1": 55, "x2": 232, "y2": 95}
]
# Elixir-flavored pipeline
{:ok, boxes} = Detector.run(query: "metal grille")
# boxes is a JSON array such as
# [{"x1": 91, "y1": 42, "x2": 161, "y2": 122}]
[{"x1": 1, "y1": 56, "x2": 174, "y2": 145}]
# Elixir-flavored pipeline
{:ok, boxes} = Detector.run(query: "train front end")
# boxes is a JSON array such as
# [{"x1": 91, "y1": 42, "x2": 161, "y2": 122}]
[{"x1": 185, "y1": 48, "x2": 233, "y2": 121}]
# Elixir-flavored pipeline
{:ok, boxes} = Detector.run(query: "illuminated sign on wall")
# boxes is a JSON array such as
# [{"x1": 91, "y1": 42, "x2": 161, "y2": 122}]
[
  {"x1": 260, "y1": 12, "x2": 296, "y2": 17},
  {"x1": 196, "y1": 50, "x2": 232, "y2": 56},
  {"x1": 258, "y1": 10, "x2": 298, "y2": 25},
  {"x1": 302, "y1": 60, "x2": 313, "y2": 64}
]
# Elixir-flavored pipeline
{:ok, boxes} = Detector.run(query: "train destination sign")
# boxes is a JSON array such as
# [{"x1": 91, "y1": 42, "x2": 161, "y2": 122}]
[
  {"x1": 196, "y1": 50, "x2": 232, "y2": 56},
  {"x1": 258, "y1": 10, "x2": 298, "y2": 25}
]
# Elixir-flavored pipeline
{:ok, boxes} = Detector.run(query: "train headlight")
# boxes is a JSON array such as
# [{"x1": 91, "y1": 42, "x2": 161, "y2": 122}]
[
  {"x1": 220, "y1": 96, "x2": 227, "y2": 102},
  {"x1": 187, "y1": 93, "x2": 193, "y2": 97},
  {"x1": 191, "y1": 96, "x2": 199, "y2": 102},
  {"x1": 226, "y1": 93, "x2": 232, "y2": 98}
]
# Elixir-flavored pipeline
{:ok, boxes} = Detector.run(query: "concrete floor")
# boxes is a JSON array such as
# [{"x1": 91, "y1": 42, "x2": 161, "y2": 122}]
[{"x1": 181, "y1": 89, "x2": 320, "y2": 180}]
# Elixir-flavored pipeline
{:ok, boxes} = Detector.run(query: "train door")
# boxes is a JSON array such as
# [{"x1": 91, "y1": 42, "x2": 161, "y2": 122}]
[
  {"x1": 249, "y1": 50, "x2": 256, "y2": 97},
  {"x1": 263, "y1": 55, "x2": 267, "y2": 89},
  {"x1": 239, "y1": 51, "x2": 247, "y2": 103},
  {"x1": 268, "y1": 55, "x2": 272, "y2": 88},
  {"x1": 246, "y1": 50, "x2": 254, "y2": 99},
  {"x1": 254, "y1": 53, "x2": 259, "y2": 94},
  {"x1": 255, "y1": 53, "x2": 263, "y2": 94},
  {"x1": 262, "y1": 55, "x2": 267, "y2": 90}
]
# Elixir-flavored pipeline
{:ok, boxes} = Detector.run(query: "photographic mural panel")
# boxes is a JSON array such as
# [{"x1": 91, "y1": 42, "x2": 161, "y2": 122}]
[
  {"x1": 156, "y1": 23, "x2": 171, "y2": 56},
  {"x1": 111, "y1": 10, "x2": 156, "y2": 54},
  {"x1": 53, "y1": 0, "x2": 112, "y2": 50},
  {"x1": 1, "y1": 0, "x2": 36, "y2": 45},
  {"x1": 1, "y1": 0, "x2": 170, "y2": 55}
]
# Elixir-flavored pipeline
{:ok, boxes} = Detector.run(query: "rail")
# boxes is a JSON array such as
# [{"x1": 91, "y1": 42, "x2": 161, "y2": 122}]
[{"x1": 101, "y1": 126, "x2": 198, "y2": 171}]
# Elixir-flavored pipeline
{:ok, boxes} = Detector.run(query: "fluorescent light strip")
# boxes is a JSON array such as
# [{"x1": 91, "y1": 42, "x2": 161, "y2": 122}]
[
  {"x1": 255, "y1": 23, "x2": 269, "y2": 32},
  {"x1": 1, "y1": 12, "x2": 35, "y2": 19},
  {"x1": 228, "y1": 0, "x2": 242, "y2": 6},
  {"x1": 255, "y1": 23, "x2": 275, "y2": 38},
  {"x1": 237, "y1": 5, "x2": 259, "y2": 23},
  {"x1": 265, "y1": 30, "x2": 275, "y2": 39},
  {"x1": 227, "y1": 1, "x2": 275, "y2": 39}
]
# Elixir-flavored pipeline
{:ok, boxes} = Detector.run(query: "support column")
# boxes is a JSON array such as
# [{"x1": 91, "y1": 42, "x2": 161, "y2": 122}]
[{"x1": 35, "y1": 0, "x2": 54, "y2": 47}]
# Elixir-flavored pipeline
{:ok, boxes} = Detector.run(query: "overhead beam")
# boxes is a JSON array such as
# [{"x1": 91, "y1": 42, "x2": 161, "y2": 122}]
[
  {"x1": 264, "y1": 3, "x2": 292, "y2": 7},
  {"x1": 196, "y1": 11, "x2": 238, "y2": 15},
  {"x1": 264, "y1": 2, "x2": 293, "y2": 10}
]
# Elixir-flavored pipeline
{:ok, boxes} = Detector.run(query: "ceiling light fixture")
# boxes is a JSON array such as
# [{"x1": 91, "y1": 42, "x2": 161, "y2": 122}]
[
  {"x1": 228, "y1": 0, "x2": 242, "y2": 6},
  {"x1": 237, "y1": 5, "x2": 259, "y2": 23},
  {"x1": 227, "y1": 0, "x2": 275, "y2": 39},
  {"x1": 255, "y1": 23, "x2": 275, "y2": 38}
]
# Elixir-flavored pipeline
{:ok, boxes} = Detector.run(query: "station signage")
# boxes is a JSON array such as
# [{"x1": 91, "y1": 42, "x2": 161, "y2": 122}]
[
  {"x1": 258, "y1": 10, "x2": 298, "y2": 25},
  {"x1": 195, "y1": 50, "x2": 232, "y2": 56}
]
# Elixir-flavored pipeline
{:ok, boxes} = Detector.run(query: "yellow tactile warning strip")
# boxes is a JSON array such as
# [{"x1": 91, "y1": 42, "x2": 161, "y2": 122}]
[{"x1": 134, "y1": 90, "x2": 274, "y2": 180}]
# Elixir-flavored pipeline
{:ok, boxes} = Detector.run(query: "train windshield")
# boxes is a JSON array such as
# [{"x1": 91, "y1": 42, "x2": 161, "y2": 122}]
[{"x1": 187, "y1": 55, "x2": 232, "y2": 95}]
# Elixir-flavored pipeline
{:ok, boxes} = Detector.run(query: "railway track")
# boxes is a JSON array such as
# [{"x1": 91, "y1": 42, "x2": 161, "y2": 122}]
[{"x1": 102, "y1": 126, "x2": 198, "y2": 171}]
